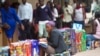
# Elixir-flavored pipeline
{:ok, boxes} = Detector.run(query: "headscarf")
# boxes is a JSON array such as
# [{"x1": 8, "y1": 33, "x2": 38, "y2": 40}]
[{"x1": 46, "y1": 21, "x2": 55, "y2": 27}]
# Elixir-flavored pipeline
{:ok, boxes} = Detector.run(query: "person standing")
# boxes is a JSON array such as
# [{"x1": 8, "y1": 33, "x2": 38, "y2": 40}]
[
  {"x1": 18, "y1": 0, "x2": 33, "y2": 40},
  {"x1": 55, "y1": 3, "x2": 64, "y2": 29},
  {"x1": 36, "y1": 0, "x2": 53, "y2": 38},
  {"x1": 73, "y1": 2, "x2": 86, "y2": 28},
  {"x1": 47, "y1": 1, "x2": 58, "y2": 21},
  {"x1": 62, "y1": 2, "x2": 73, "y2": 28},
  {"x1": 0, "y1": 0, "x2": 23, "y2": 44}
]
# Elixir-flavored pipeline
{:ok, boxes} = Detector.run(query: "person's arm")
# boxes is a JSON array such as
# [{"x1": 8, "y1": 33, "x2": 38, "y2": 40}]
[
  {"x1": 59, "y1": 8, "x2": 64, "y2": 19},
  {"x1": 82, "y1": 8, "x2": 86, "y2": 20},
  {"x1": 13, "y1": 8, "x2": 24, "y2": 30},
  {"x1": 13, "y1": 8, "x2": 21, "y2": 23},
  {"x1": 67, "y1": 6, "x2": 73, "y2": 15},
  {"x1": 0, "y1": 11, "x2": 6, "y2": 24},
  {"x1": 29, "y1": 4, "x2": 33, "y2": 23},
  {"x1": 48, "y1": 31, "x2": 59, "y2": 48},
  {"x1": 72, "y1": 9, "x2": 75, "y2": 21},
  {"x1": 93, "y1": 19, "x2": 97, "y2": 34}
]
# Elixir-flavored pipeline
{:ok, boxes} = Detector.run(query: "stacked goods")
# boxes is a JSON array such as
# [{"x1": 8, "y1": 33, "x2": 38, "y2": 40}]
[
  {"x1": 10, "y1": 41, "x2": 24, "y2": 56},
  {"x1": 75, "y1": 30, "x2": 86, "y2": 52},
  {"x1": 66, "y1": 29, "x2": 76, "y2": 55},
  {"x1": 59, "y1": 28, "x2": 77, "y2": 55},
  {"x1": 10, "y1": 40, "x2": 39, "y2": 56},
  {"x1": 23, "y1": 41, "x2": 32, "y2": 56},
  {"x1": 31, "y1": 40, "x2": 39, "y2": 56},
  {"x1": 81, "y1": 30, "x2": 86, "y2": 51},
  {"x1": 59, "y1": 28, "x2": 87, "y2": 55},
  {"x1": 75, "y1": 32, "x2": 82, "y2": 52},
  {"x1": 0, "y1": 46, "x2": 10, "y2": 56},
  {"x1": 0, "y1": 47, "x2": 2, "y2": 56}
]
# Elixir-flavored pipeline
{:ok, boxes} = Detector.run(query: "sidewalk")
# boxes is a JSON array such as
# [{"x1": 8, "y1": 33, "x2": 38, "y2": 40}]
[{"x1": 74, "y1": 48, "x2": 100, "y2": 56}]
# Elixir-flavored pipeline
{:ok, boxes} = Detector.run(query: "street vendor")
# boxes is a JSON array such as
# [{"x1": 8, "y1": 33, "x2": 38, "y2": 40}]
[
  {"x1": 86, "y1": 11, "x2": 100, "y2": 49},
  {"x1": 39, "y1": 21, "x2": 67, "y2": 55}
]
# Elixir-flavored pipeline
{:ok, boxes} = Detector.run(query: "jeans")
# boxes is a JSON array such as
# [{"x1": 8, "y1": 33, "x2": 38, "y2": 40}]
[{"x1": 86, "y1": 34, "x2": 97, "y2": 47}]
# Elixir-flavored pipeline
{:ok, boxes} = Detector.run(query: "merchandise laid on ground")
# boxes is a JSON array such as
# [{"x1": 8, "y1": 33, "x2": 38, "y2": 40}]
[
  {"x1": 0, "y1": 40, "x2": 39, "y2": 56},
  {"x1": 0, "y1": 28, "x2": 100, "y2": 56},
  {"x1": 59, "y1": 28, "x2": 100, "y2": 56},
  {"x1": 59, "y1": 28, "x2": 87, "y2": 55}
]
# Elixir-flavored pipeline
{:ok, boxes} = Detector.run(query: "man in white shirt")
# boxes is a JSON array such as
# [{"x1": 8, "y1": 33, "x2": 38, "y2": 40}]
[
  {"x1": 18, "y1": 0, "x2": 33, "y2": 40},
  {"x1": 62, "y1": 2, "x2": 73, "y2": 28}
]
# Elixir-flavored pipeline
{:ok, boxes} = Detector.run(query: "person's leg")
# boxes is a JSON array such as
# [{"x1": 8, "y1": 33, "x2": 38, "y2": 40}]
[
  {"x1": 34, "y1": 24, "x2": 39, "y2": 33},
  {"x1": 39, "y1": 21, "x2": 45, "y2": 38},
  {"x1": 44, "y1": 23, "x2": 48, "y2": 38},
  {"x1": 56, "y1": 18, "x2": 62, "y2": 29},
  {"x1": 45, "y1": 45, "x2": 55, "y2": 54},
  {"x1": 18, "y1": 21, "x2": 26, "y2": 40},
  {"x1": 7, "y1": 38, "x2": 13, "y2": 45},
  {"x1": 62, "y1": 22, "x2": 67, "y2": 28},
  {"x1": 25, "y1": 22, "x2": 33, "y2": 39},
  {"x1": 67, "y1": 22, "x2": 72, "y2": 28},
  {"x1": 86, "y1": 34, "x2": 97, "y2": 49}
]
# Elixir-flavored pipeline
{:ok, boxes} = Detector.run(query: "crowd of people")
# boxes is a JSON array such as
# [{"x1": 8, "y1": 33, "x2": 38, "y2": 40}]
[{"x1": 0, "y1": 0, "x2": 100, "y2": 55}]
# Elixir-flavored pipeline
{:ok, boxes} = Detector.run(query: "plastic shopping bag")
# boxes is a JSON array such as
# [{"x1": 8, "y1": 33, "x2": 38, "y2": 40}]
[{"x1": 72, "y1": 23, "x2": 83, "y2": 30}]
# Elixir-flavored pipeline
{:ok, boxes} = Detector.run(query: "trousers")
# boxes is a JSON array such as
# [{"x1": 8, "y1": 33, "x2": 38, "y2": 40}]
[
  {"x1": 39, "y1": 21, "x2": 49, "y2": 38},
  {"x1": 19, "y1": 20, "x2": 33, "y2": 40}
]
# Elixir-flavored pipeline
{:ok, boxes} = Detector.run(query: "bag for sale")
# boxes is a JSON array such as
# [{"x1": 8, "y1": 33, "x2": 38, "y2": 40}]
[
  {"x1": 0, "y1": 47, "x2": 2, "y2": 56},
  {"x1": 75, "y1": 30, "x2": 86, "y2": 52},
  {"x1": 2, "y1": 46, "x2": 10, "y2": 56},
  {"x1": 81, "y1": 30, "x2": 86, "y2": 51},
  {"x1": 10, "y1": 41, "x2": 24, "y2": 56},
  {"x1": 10, "y1": 43, "x2": 17, "y2": 56},
  {"x1": 23, "y1": 40, "x2": 32, "y2": 56},
  {"x1": 31, "y1": 40, "x2": 39, "y2": 56},
  {"x1": 72, "y1": 23, "x2": 83, "y2": 31},
  {"x1": 66, "y1": 29, "x2": 77, "y2": 55},
  {"x1": 75, "y1": 31, "x2": 82, "y2": 52}
]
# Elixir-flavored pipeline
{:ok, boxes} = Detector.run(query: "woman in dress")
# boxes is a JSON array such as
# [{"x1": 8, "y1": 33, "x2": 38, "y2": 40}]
[{"x1": 0, "y1": 0, "x2": 24, "y2": 45}]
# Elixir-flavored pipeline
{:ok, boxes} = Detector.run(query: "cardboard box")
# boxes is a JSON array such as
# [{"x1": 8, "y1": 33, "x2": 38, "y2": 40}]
[{"x1": 85, "y1": 24, "x2": 93, "y2": 34}]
